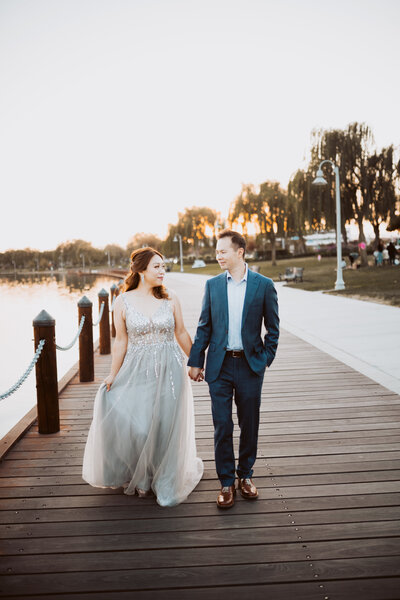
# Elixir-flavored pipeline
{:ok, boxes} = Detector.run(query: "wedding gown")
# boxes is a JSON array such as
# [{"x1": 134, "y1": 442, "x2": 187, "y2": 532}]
[{"x1": 82, "y1": 293, "x2": 204, "y2": 506}]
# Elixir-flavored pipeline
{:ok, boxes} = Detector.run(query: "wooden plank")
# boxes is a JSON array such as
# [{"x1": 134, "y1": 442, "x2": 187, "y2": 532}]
[
  {"x1": 1, "y1": 459, "x2": 400, "y2": 481},
  {"x1": 2, "y1": 522, "x2": 400, "y2": 556},
  {"x1": 3, "y1": 579, "x2": 400, "y2": 600},
  {"x1": 3, "y1": 537, "x2": 400, "y2": 574},
  {"x1": 2, "y1": 506, "x2": 399, "y2": 540},
  {"x1": 1, "y1": 493, "x2": 399, "y2": 524},
  {"x1": 1, "y1": 557, "x2": 400, "y2": 595}
]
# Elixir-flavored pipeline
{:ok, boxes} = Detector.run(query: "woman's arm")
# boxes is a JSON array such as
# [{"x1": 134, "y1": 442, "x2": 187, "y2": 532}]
[
  {"x1": 104, "y1": 295, "x2": 128, "y2": 391},
  {"x1": 170, "y1": 290, "x2": 192, "y2": 358}
]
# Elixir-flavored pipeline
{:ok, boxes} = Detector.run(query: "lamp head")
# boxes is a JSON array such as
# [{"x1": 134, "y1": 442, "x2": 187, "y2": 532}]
[
  {"x1": 312, "y1": 168, "x2": 328, "y2": 186},
  {"x1": 173, "y1": 235, "x2": 178, "y2": 242}
]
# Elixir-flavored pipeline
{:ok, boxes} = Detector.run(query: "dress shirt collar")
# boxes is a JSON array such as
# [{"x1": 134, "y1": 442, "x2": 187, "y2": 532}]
[{"x1": 226, "y1": 263, "x2": 248, "y2": 283}]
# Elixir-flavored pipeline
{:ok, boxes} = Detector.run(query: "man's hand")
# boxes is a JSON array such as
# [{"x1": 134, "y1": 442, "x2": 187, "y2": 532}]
[{"x1": 188, "y1": 367, "x2": 204, "y2": 382}]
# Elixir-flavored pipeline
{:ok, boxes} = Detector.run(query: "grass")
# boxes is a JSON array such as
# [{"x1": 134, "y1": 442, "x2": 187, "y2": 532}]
[{"x1": 171, "y1": 256, "x2": 400, "y2": 307}]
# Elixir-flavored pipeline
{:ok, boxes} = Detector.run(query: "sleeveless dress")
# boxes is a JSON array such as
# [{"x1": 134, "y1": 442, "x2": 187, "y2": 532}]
[{"x1": 82, "y1": 293, "x2": 204, "y2": 507}]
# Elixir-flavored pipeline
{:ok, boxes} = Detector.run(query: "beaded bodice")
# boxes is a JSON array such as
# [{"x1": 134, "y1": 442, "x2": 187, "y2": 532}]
[{"x1": 122, "y1": 294, "x2": 175, "y2": 348}]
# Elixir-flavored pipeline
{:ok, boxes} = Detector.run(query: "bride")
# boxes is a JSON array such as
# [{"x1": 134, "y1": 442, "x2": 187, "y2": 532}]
[{"x1": 82, "y1": 247, "x2": 204, "y2": 506}]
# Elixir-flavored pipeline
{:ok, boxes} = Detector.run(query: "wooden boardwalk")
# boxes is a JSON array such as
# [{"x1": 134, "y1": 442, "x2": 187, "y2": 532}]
[{"x1": 1, "y1": 278, "x2": 400, "y2": 598}]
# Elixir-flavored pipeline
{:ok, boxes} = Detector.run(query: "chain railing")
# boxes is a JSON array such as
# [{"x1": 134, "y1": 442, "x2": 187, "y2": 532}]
[
  {"x1": 0, "y1": 340, "x2": 46, "y2": 400},
  {"x1": 2, "y1": 284, "x2": 116, "y2": 435},
  {"x1": 55, "y1": 316, "x2": 86, "y2": 351},
  {"x1": 92, "y1": 301, "x2": 105, "y2": 326}
]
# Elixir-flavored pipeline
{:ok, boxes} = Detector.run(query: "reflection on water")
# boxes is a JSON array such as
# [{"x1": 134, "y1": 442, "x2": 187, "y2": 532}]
[
  {"x1": 0, "y1": 271, "x2": 125, "y2": 293},
  {"x1": 0, "y1": 272, "x2": 120, "y2": 439}
]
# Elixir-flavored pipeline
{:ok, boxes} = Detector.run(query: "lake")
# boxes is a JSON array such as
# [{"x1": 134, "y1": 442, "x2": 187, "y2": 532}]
[{"x1": 0, "y1": 272, "x2": 121, "y2": 439}]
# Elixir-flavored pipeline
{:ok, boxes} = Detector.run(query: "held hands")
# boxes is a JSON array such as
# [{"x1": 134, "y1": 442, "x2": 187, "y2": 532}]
[
  {"x1": 188, "y1": 367, "x2": 204, "y2": 382},
  {"x1": 104, "y1": 374, "x2": 115, "y2": 392}
]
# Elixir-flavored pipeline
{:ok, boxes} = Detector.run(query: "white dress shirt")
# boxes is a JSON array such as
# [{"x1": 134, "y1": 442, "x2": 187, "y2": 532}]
[{"x1": 226, "y1": 263, "x2": 248, "y2": 350}]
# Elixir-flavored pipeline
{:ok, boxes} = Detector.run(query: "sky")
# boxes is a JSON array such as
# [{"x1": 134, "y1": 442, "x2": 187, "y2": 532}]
[{"x1": 1, "y1": 0, "x2": 399, "y2": 252}]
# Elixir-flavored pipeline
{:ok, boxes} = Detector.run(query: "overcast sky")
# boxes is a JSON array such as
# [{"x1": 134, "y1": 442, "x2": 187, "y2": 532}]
[{"x1": 1, "y1": 0, "x2": 399, "y2": 251}]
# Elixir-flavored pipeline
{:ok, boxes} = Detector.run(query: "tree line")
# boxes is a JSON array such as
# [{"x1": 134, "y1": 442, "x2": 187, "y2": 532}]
[
  {"x1": 1, "y1": 122, "x2": 399, "y2": 271},
  {"x1": 228, "y1": 122, "x2": 400, "y2": 265}
]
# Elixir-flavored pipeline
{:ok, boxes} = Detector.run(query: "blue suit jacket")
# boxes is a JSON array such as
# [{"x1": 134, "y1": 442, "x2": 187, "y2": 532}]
[{"x1": 188, "y1": 269, "x2": 280, "y2": 383}]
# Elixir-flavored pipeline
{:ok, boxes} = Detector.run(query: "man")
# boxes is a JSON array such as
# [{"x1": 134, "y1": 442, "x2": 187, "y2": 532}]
[{"x1": 188, "y1": 230, "x2": 279, "y2": 508}]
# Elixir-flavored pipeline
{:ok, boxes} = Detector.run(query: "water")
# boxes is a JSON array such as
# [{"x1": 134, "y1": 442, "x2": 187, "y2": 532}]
[{"x1": 0, "y1": 272, "x2": 121, "y2": 439}]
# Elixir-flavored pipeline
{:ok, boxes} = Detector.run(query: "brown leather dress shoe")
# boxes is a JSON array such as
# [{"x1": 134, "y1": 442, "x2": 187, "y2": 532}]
[
  {"x1": 238, "y1": 478, "x2": 258, "y2": 499},
  {"x1": 217, "y1": 485, "x2": 236, "y2": 508}
]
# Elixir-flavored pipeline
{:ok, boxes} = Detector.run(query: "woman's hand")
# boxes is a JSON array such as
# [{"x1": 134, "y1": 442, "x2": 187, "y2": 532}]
[{"x1": 104, "y1": 374, "x2": 115, "y2": 392}]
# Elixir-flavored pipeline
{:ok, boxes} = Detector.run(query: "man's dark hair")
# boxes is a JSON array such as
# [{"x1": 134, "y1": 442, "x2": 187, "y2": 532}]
[{"x1": 218, "y1": 229, "x2": 246, "y2": 256}]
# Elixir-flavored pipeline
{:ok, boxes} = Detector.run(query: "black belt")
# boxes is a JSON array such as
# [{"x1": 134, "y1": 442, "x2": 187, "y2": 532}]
[{"x1": 226, "y1": 350, "x2": 244, "y2": 358}]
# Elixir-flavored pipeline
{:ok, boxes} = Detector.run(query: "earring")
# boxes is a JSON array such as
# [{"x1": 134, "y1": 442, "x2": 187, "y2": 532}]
[{"x1": 141, "y1": 274, "x2": 145, "y2": 284}]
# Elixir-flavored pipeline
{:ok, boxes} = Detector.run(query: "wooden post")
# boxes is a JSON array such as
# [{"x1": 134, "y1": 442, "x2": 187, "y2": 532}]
[
  {"x1": 110, "y1": 283, "x2": 117, "y2": 338},
  {"x1": 32, "y1": 310, "x2": 59, "y2": 434},
  {"x1": 78, "y1": 296, "x2": 94, "y2": 382},
  {"x1": 98, "y1": 288, "x2": 111, "y2": 355}
]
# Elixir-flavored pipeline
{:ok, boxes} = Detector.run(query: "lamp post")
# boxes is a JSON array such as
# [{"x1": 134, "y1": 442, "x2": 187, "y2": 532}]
[
  {"x1": 312, "y1": 160, "x2": 345, "y2": 291},
  {"x1": 173, "y1": 234, "x2": 184, "y2": 273}
]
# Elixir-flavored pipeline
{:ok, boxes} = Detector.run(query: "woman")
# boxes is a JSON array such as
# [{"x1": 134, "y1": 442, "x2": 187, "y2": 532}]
[{"x1": 82, "y1": 247, "x2": 203, "y2": 506}]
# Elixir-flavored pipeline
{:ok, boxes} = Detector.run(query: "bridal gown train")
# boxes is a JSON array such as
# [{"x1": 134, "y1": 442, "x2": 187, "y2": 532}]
[{"x1": 82, "y1": 293, "x2": 204, "y2": 507}]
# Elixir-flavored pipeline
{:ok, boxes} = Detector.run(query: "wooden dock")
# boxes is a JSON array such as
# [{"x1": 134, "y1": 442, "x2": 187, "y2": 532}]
[{"x1": 1, "y1": 276, "x2": 400, "y2": 599}]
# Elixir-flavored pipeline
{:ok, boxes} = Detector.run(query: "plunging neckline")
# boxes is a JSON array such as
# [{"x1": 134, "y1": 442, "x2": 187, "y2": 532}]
[{"x1": 124, "y1": 295, "x2": 166, "y2": 321}]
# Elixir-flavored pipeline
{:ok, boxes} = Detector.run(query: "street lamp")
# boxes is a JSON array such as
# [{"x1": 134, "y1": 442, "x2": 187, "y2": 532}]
[
  {"x1": 312, "y1": 160, "x2": 345, "y2": 291},
  {"x1": 105, "y1": 250, "x2": 111, "y2": 268},
  {"x1": 173, "y1": 234, "x2": 184, "y2": 273}
]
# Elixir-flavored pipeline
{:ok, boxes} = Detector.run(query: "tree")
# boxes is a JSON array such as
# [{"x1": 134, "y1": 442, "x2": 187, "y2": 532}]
[
  {"x1": 366, "y1": 146, "x2": 399, "y2": 244},
  {"x1": 229, "y1": 181, "x2": 288, "y2": 265},
  {"x1": 126, "y1": 233, "x2": 163, "y2": 255},
  {"x1": 287, "y1": 170, "x2": 308, "y2": 254},
  {"x1": 164, "y1": 207, "x2": 217, "y2": 258},
  {"x1": 309, "y1": 122, "x2": 375, "y2": 266}
]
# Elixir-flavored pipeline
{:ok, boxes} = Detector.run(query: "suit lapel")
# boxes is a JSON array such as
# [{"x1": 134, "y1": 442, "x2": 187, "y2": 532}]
[
  {"x1": 241, "y1": 269, "x2": 260, "y2": 326},
  {"x1": 216, "y1": 273, "x2": 228, "y2": 329}
]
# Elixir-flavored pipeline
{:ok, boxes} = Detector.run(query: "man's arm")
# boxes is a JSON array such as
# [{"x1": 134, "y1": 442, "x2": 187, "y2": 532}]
[
  {"x1": 263, "y1": 280, "x2": 279, "y2": 367},
  {"x1": 187, "y1": 280, "x2": 212, "y2": 370}
]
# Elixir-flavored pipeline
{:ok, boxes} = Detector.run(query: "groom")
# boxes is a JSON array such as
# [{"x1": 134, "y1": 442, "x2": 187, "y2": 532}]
[{"x1": 188, "y1": 230, "x2": 279, "y2": 508}]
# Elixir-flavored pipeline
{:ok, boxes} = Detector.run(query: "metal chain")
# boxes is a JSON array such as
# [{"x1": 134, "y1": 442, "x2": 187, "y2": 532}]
[
  {"x1": 110, "y1": 296, "x2": 117, "y2": 312},
  {"x1": 92, "y1": 302, "x2": 105, "y2": 327},
  {"x1": 0, "y1": 340, "x2": 46, "y2": 400},
  {"x1": 56, "y1": 316, "x2": 85, "y2": 351}
]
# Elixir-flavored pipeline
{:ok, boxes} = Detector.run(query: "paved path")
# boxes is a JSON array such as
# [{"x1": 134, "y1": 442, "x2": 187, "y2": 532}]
[{"x1": 166, "y1": 272, "x2": 400, "y2": 395}]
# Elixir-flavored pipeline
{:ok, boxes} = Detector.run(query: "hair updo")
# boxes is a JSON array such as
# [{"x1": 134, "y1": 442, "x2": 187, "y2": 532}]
[{"x1": 123, "y1": 247, "x2": 169, "y2": 299}]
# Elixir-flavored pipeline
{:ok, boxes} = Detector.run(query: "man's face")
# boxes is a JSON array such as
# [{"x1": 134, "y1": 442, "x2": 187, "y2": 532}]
[{"x1": 216, "y1": 236, "x2": 244, "y2": 271}]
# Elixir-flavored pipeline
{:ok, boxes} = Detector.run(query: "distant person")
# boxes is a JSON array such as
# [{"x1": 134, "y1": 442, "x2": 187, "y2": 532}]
[
  {"x1": 382, "y1": 247, "x2": 389, "y2": 265},
  {"x1": 387, "y1": 242, "x2": 397, "y2": 266},
  {"x1": 82, "y1": 247, "x2": 203, "y2": 506},
  {"x1": 349, "y1": 252, "x2": 359, "y2": 268},
  {"x1": 374, "y1": 242, "x2": 384, "y2": 267},
  {"x1": 188, "y1": 230, "x2": 279, "y2": 508}
]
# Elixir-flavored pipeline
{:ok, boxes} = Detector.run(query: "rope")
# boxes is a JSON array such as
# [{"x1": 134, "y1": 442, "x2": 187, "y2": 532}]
[
  {"x1": 56, "y1": 316, "x2": 85, "y2": 351},
  {"x1": 0, "y1": 340, "x2": 46, "y2": 400},
  {"x1": 92, "y1": 302, "x2": 105, "y2": 326}
]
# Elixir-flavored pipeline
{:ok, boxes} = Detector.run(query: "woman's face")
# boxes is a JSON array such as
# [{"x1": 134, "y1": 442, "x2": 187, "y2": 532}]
[{"x1": 143, "y1": 254, "x2": 166, "y2": 287}]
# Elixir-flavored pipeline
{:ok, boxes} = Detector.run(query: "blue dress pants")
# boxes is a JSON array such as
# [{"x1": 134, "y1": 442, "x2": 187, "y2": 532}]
[{"x1": 208, "y1": 353, "x2": 264, "y2": 486}]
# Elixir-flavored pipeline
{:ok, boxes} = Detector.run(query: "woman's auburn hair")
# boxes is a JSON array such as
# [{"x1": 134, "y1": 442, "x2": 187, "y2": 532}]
[{"x1": 123, "y1": 247, "x2": 169, "y2": 299}]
